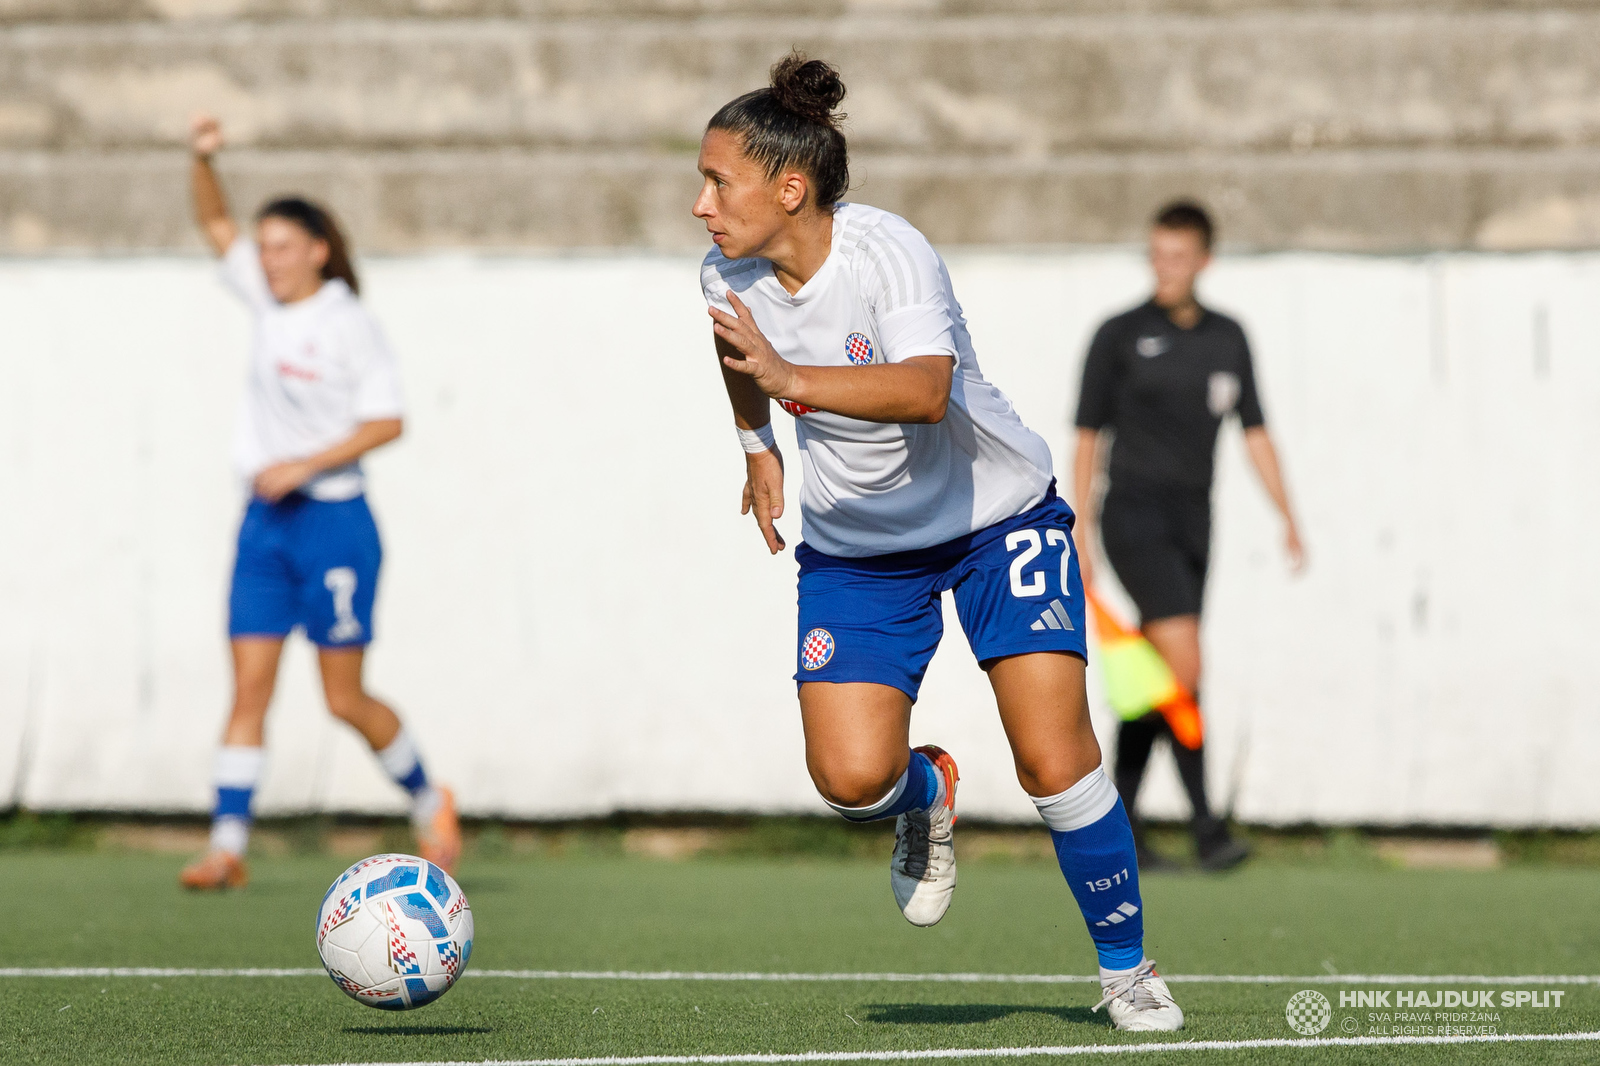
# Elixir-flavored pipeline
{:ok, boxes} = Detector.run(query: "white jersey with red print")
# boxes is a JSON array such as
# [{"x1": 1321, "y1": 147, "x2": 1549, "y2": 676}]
[
  {"x1": 220, "y1": 239, "x2": 404, "y2": 501},
  {"x1": 701, "y1": 202, "x2": 1053, "y2": 557}
]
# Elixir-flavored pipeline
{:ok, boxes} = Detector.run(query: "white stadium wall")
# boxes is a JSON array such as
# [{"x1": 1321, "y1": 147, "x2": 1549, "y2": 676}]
[{"x1": 2, "y1": 249, "x2": 1598, "y2": 828}]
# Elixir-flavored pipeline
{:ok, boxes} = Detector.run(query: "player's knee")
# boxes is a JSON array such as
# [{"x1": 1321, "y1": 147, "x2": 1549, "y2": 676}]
[
  {"x1": 1016, "y1": 749, "x2": 1101, "y2": 798},
  {"x1": 815, "y1": 780, "x2": 894, "y2": 809},
  {"x1": 810, "y1": 764, "x2": 902, "y2": 809},
  {"x1": 324, "y1": 690, "x2": 368, "y2": 724}
]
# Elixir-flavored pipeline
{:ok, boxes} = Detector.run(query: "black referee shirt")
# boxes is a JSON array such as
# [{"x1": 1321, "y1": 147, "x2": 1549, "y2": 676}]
[{"x1": 1074, "y1": 300, "x2": 1265, "y2": 491}]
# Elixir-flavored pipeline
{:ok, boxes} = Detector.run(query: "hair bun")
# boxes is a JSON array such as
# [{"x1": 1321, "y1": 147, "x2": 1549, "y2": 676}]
[{"x1": 769, "y1": 52, "x2": 847, "y2": 126}]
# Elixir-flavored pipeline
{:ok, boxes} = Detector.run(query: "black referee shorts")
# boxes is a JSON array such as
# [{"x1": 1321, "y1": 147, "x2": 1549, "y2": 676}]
[{"x1": 1100, "y1": 478, "x2": 1212, "y2": 623}]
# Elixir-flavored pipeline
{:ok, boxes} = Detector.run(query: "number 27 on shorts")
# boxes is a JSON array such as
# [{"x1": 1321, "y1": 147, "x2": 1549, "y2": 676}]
[{"x1": 1005, "y1": 527, "x2": 1073, "y2": 599}]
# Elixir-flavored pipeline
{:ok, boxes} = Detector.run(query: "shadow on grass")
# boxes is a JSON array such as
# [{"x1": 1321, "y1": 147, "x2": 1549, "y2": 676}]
[
  {"x1": 865, "y1": 1004, "x2": 1100, "y2": 1026},
  {"x1": 343, "y1": 1025, "x2": 494, "y2": 1036}
]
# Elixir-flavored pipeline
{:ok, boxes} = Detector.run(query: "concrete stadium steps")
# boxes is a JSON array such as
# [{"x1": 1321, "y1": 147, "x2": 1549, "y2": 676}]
[
  {"x1": 8, "y1": 16, "x2": 1600, "y2": 152},
  {"x1": 10, "y1": 147, "x2": 1600, "y2": 250},
  {"x1": 3, "y1": 3, "x2": 1599, "y2": 250},
  {"x1": 9, "y1": 1, "x2": 1600, "y2": 20}
]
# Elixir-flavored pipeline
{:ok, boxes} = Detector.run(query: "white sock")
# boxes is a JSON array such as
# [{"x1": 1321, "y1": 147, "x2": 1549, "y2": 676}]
[
  {"x1": 1031, "y1": 766, "x2": 1119, "y2": 832},
  {"x1": 375, "y1": 729, "x2": 442, "y2": 825},
  {"x1": 411, "y1": 785, "x2": 444, "y2": 828},
  {"x1": 209, "y1": 745, "x2": 265, "y2": 857},
  {"x1": 375, "y1": 730, "x2": 421, "y2": 782},
  {"x1": 210, "y1": 816, "x2": 250, "y2": 856},
  {"x1": 215, "y1": 745, "x2": 265, "y2": 788}
]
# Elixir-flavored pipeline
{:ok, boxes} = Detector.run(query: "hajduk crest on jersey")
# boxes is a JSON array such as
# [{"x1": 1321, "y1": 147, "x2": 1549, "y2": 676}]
[{"x1": 845, "y1": 332, "x2": 874, "y2": 365}]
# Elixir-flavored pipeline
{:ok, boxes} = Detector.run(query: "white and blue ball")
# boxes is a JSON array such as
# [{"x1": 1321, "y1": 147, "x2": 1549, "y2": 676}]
[{"x1": 315, "y1": 853, "x2": 473, "y2": 1010}]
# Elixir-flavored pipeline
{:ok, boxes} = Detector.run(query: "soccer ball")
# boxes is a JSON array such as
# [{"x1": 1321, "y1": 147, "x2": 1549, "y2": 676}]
[{"x1": 315, "y1": 853, "x2": 474, "y2": 1010}]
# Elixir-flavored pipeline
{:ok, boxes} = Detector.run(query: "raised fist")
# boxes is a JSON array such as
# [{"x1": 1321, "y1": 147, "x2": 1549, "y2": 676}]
[{"x1": 190, "y1": 112, "x2": 224, "y2": 157}]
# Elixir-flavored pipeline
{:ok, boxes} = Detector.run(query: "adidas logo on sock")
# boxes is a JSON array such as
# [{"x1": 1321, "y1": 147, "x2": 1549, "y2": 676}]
[
  {"x1": 1094, "y1": 902, "x2": 1140, "y2": 927},
  {"x1": 1029, "y1": 599, "x2": 1076, "y2": 632}
]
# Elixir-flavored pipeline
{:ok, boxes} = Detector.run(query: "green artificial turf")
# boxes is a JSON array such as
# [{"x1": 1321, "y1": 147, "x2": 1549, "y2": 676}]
[{"x1": 1, "y1": 851, "x2": 1597, "y2": 1065}]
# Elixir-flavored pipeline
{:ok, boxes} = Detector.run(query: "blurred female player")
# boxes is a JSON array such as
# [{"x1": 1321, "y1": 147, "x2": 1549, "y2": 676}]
[
  {"x1": 1073, "y1": 201, "x2": 1304, "y2": 872},
  {"x1": 694, "y1": 55, "x2": 1182, "y2": 1031},
  {"x1": 178, "y1": 114, "x2": 459, "y2": 890}
]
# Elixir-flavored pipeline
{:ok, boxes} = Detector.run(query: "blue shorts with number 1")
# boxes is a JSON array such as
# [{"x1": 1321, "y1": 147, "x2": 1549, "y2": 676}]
[
  {"x1": 794, "y1": 488, "x2": 1087, "y2": 701},
  {"x1": 229, "y1": 494, "x2": 381, "y2": 648}
]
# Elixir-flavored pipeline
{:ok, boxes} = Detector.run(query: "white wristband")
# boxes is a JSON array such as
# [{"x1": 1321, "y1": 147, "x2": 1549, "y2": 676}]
[{"x1": 737, "y1": 423, "x2": 777, "y2": 454}]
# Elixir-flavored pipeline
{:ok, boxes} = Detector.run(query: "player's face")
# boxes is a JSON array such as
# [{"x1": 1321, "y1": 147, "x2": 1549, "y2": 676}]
[
  {"x1": 1148, "y1": 226, "x2": 1210, "y2": 308},
  {"x1": 694, "y1": 129, "x2": 795, "y2": 261},
  {"x1": 257, "y1": 216, "x2": 330, "y2": 304}
]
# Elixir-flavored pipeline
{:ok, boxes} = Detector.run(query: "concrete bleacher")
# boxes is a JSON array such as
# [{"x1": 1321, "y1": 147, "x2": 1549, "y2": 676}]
[{"x1": 3, "y1": 0, "x2": 1599, "y2": 251}]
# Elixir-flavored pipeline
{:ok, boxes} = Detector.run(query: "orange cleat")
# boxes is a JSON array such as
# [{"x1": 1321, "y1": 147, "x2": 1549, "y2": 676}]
[
  {"x1": 179, "y1": 851, "x2": 249, "y2": 891},
  {"x1": 416, "y1": 786, "x2": 462, "y2": 875}
]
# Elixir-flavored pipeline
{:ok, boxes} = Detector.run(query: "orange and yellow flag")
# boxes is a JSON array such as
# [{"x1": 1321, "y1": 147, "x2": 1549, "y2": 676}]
[{"x1": 1086, "y1": 590, "x2": 1203, "y2": 750}]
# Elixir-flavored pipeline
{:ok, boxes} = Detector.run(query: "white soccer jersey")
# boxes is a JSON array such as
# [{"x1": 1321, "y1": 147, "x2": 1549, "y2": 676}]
[
  {"x1": 220, "y1": 239, "x2": 404, "y2": 501},
  {"x1": 701, "y1": 203, "x2": 1053, "y2": 557}
]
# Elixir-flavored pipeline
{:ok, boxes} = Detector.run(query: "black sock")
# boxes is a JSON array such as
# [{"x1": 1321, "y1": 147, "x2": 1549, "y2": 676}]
[{"x1": 1114, "y1": 715, "x2": 1165, "y2": 849}]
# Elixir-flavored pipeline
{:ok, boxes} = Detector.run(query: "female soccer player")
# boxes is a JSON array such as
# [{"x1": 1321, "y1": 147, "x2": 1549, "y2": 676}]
[
  {"x1": 1073, "y1": 201, "x2": 1305, "y2": 872},
  {"x1": 694, "y1": 56, "x2": 1182, "y2": 1031},
  {"x1": 177, "y1": 114, "x2": 459, "y2": 890}
]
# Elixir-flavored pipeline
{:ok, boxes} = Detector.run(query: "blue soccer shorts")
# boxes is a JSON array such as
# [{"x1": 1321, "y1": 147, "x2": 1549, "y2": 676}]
[
  {"x1": 794, "y1": 490, "x2": 1087, "y2": 700},
  {"x1": 228, "y1": 494, "x2": 382, "y2": 648}
]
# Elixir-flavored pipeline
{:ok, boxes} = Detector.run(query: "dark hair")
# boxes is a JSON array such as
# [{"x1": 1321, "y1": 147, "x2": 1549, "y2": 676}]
[
  {"x1": 257, "y1": 196, "x2": 360, "y2": 295},
  {"x1": 1152, "y1": 200, "x2": 1214, "y2": 251},
  {"x1": 708, "y1": 52, "x2": 849, "y2": 207}
]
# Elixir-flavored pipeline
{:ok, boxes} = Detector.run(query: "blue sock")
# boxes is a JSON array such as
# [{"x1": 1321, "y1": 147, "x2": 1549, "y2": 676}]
[
  {"x1": 826, "y1": 750, "x2": 940, "y2": 822},
  {"x1": 210, "y1": 746, "x2": 264, "y2": 856},
  {"x1": 377, "y1": 730, "x2": 430, "y2": 795},
  {"x1": 1033, "y1": 768, "x2": 1146, "y2": 971},
  {"x1": 216, "y1": 785, "x2": 253, "y2": 818}
]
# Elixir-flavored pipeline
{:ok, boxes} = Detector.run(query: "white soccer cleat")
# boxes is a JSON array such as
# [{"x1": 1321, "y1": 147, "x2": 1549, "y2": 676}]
[
  {"x1": 1093, "y1": 959, "x2": 1185, "y2": 1031},
  {"x1": 891, "y1": 745, "x2": 958, "y2": 927}
]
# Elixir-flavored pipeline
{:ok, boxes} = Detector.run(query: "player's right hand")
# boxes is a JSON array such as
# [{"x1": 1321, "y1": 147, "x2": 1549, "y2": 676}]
[
  {"x1": 191, "y1": 112, "x2": 224, "y2": 157},
  {"x1": 712, "y1": 291, "x2": 799, "y2": 402},
  {"x1": 742, "y1": 448, "x2": 786, "y2": 554}
]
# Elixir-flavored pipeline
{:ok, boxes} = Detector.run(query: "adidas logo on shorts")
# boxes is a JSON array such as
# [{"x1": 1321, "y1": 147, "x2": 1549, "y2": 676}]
[{"x1": 1029, "y1": 599, "x2": 1075, "y2": 632}]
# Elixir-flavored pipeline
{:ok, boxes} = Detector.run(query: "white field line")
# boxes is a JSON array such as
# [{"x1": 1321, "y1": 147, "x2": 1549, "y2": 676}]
[
  {"x1": 4, "y1": 967, "x2": 1599, "y2": 985},
  {"x1": 260, "y1": 1030, "x2": 1600, "y2": 1066}
]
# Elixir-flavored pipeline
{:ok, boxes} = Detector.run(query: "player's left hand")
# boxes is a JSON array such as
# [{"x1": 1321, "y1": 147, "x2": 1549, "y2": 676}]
[
  {"x1": 711, "y1": 291, "x2": 799, "y2": 400},
  {"x1": 254, "y1": 460, "x2": 315, "y2": 503},
  {"x1": 742, "y1": 447, "x2": 787, "y2": 554}
]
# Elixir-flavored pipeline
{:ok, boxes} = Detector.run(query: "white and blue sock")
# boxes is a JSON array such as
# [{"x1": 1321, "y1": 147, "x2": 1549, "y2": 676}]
[
  {"x1": 1033, "y1": 767, "x2": 1147, "y2": 972},
  {"x1": 824, "y1": 749, "x2": 943, "y2": 822},
  {"x1": 376, "y1": 730, "x2": 442, "y2": 824},
  {"x1": 209, "y1": 745, "x2": 264, "y2": 857}
]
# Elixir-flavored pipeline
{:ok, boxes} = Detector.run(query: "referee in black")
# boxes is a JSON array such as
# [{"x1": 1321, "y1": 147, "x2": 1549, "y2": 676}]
[{"x1": 1072, "y1": 201, "x2": 1304, "y2": 872}]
